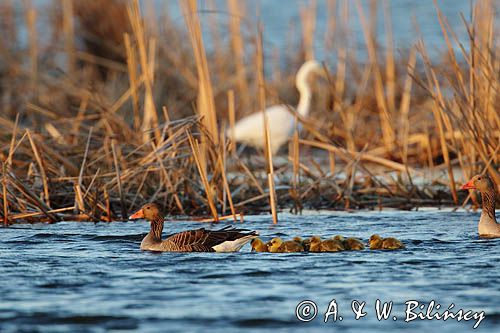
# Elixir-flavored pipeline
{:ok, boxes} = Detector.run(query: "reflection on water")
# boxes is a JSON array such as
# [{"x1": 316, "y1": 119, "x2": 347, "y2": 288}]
[{"x1": 1, "y1": 210, "x2": 499, "y2": 332}]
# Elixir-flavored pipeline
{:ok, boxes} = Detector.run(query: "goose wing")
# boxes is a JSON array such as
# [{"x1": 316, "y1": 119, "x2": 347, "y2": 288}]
[{"x1": 165, "y1": 226, "x2": 258, "y2": 252}]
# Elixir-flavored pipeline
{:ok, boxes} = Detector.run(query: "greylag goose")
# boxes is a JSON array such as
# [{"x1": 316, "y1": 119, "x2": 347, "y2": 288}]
[
  {"x1": 129, "y1": 203, "x2": 258, "y2": 252},
  {"x1": 250, "y1": 238, "x2": 269, "y2": 252},
  {"x1": 228, "y1": 60, "x2": 325, "y2": 154},
  {"x1": 268, "y1": 237, "x2": 305, "y2": 253},
  {"x1": 369, "y1": 234, "x2": 405, "y2": 250},
  {"x1": 461, "y1": 174, "x2": 500, "y2": 238}
]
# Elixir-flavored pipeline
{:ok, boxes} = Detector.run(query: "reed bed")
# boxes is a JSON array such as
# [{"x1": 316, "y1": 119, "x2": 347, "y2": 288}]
[{"x1": 0, "y1": 0, "x2": 498, "y2": 224}]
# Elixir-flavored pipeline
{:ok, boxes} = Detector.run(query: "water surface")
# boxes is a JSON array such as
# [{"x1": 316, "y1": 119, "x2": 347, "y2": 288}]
[{"x1": 1, "y1": 210, "x2": 499, "y2": 332}]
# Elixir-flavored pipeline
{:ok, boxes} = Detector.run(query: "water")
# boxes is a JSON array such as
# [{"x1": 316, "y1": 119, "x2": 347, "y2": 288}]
[
  {"x1": 166, "y1": 0, "x2": 476, "y2": 61},
  {"x1": 1, "y1": 210, "x2": 499, "y2": 332}
]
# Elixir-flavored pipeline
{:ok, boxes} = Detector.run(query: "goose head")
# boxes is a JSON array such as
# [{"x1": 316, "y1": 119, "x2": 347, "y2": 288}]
[
  {"x1": 461, "y1": 174, "x2": 495, "y2": 193},
  {"x1": 129, "y1": 203, "x2": 162, "y2": 222}
]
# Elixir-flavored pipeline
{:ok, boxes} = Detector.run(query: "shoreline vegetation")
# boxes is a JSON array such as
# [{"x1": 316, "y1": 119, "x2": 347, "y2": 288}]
[{"x1": 0, "y1": 0, "x2": 498, "y2": 225}]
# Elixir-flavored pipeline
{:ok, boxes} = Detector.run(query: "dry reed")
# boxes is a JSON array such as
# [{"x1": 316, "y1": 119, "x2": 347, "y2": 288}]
[{"x1": 0, "y1": 1, "x2": 498, "y2": 224}]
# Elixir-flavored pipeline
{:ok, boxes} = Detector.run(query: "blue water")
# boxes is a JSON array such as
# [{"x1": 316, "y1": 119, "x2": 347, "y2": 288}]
[
  {"x1": 23, "y1": 0, "x2": 479, "y2": 62},
  {"x1": 165, "y1": 0, "x2": 477, "y2": 61},
  {"x1": 1, "y1": 210, "x2": 499, "y2": 332}
]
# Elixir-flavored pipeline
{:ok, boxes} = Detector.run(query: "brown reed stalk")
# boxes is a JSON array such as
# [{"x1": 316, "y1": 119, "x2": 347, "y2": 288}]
[
  {"x1": 6, "y1": 113, "x2": 19, "y2": 168},
  {"x1": 24, "y1": 0, "x2": 38, "y2": 96},
  {"x1": 187, "y1": 132, "x2": 219, "y2": 222},
  {"x1": 26, "y1": 130, "x2": 50, "y2": 206},
  {"x1": 227, "y1": 90, "x2": 236, "y2": 156},
  {"x1": 124, "y1": 33, "x2": 140, "y2": 130},
  {"x1": 289, "y1": 115, "x2": 302, "y2": 213},
  {"x1": 227, "y1": 0, "x2": 249, "y2": 109},
  {"x1": 416, "y1": 39, "x2": 459, "y2": 203},
  {"x1": 256, "y1": 22, "x2": 278, "y2": 224},
  {"x1": 62, "y1": 0, "x2": 75, "y2": 74},
  {"x1": 181, "y1": 0, "x2": 219, "y2": 146},
  {"x1": 383, "y1": 0, "x2": 396, "y2": 113},
  {"x1": 8, "y1": 171, "x2": 59, "y2": 222},
  {"x1": 162, "y1": 106, "x2": 179, "y2": 157},
  {"x1": 10, "y1": 206, "x2": 75, "y2": 221},
  {"x1": 2, "y1": 163, "x2": 8, "y2": 225},
  {"x1": 300, "y1": 0, "x2": 317, "y2": 60},
  {"x1": 127, "y1": 0, "x2": 161, "y2": 144},
  {"x1": 324, "y1": 0, "x2": 337, "y2": 53},
  {"x1": 150, "y1": 141, "x2": 185, "y2": 214},
  {"x1": 355, "y1": 0, "x2": 395, "y2": 153},
  {"x1": 399, "y1": 48, "x2": 417, "y2": 165},
  {"x1": 111, "y1": 139, "x2": 127, "y2": 220},
  {"x1": 103, "y1": 185, "x2": 112, "y2": 221},
  {"x1": 268, "y1": 172, "x2": 278, "y2": 224},
  {"x1": 218, "y1": 132, "x2": 237, "y2": 222},
  {"x1": 236, "y1": 159, "x2": 265, "y2": 195}
]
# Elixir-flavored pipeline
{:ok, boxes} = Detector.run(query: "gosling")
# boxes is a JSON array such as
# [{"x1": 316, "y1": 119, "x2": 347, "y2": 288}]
[
  {"x1": 250, "y1": 238, "x2": 269, "y2": 252},
  {"x1": 333, "y1": 235, "x2": 364, "y2": 251},
  {"x1": 293, "y1": 236, "x2": 311, "y2": 251},
  {"x1": 268, "y1": 237, "x2": 304, "y2": 253},
  {"x1": 309, "y1": 236, "x2": 322, "y2": 252},
  {"x1": 310, "y1": 236, "x2": 344, "y2": 252},
  {"x1": 369, "y1": 234, "x2": 405, "y2": 250},
  {"x1": 344, "y1": 237, "x2": 365, "y2": 251}
]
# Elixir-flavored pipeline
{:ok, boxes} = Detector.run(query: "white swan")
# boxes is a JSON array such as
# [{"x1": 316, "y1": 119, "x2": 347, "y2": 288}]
[{"x1": 229, "y1": 60, "x2": 325, "y2": 154}]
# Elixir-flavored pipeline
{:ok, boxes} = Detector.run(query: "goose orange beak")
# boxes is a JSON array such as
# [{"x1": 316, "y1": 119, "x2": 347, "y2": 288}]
[
  {"x1": 460, "y1": 179, "x2": 476, "y2": 190},
  {"x1": 129, "y1": 209, "x2": 144, "y2": 220}
]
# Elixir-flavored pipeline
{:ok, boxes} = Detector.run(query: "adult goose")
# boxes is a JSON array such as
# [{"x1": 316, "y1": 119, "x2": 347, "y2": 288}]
[
  {"x1": 461, "y1": 174, "x2": 500, "y2": 238},
  {"x1": 129, "y1": 203, "x2": 258, "y2": 252}
]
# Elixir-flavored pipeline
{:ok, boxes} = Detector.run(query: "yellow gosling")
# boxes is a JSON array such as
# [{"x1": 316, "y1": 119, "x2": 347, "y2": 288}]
[
  {"x1": 250, "y1": 238, "x2": 269, "y2": 252},
  {"x1": 344, "y1": 237, "x2": 365, "y2": 251},
  {"x1": 268, "y1": 237, "x2": 285, "y2": 253},
  {"x1": 309, "y1": 236, "x2": 322, "y2": 252},
  {"x1": 369, "y1": 234, "x2": 383, "y2": 249},
  {"x1": 302, "y1": 238, "x2": 311, "y2": 252},
  {"x1": 382, "y1": 237, "x2": 405, "y2": 250},
  {"x1": 283, "y1": 239, "x2": 305, "y2": 252},
  {"x1": 369, "y1": 234, "x2": 404, "y2": 250},
  {"x1": 332, "y1": 235, "x2": 345, "y2": 243},
  {"x1": 268, "y1": 237, "x2": 304, "y2": 253},
  {"x1": 321, "y1": 238, "x2": 344, "y2": 252},
  {"x1": 293, "y1": 236, "x2": 310, "y2": 251}
]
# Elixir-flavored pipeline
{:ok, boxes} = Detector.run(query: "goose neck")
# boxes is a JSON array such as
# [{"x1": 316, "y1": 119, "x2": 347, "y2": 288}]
[
  {"x1": 481, "y1": 189, "x2": 497, "y2": 223},
  {"x1": 149, "y1": 217, "x2": 164, "y2": 241}
]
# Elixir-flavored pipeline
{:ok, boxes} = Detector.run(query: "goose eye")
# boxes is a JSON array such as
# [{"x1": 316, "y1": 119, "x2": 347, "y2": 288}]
[
  {"x1": 477, "y1": 177, "x2": 482, "y2": 180},
  {"x1": 145, "y1": 206, "x2": 150, "y2": 210}
]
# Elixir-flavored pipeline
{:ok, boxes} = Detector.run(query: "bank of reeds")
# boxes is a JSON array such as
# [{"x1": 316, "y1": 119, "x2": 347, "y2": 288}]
[{"x1": 0, "y1": 0, "x2": 498, "y2": 224}]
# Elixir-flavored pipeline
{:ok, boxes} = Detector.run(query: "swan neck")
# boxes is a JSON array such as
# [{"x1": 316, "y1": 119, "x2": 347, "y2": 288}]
[
  {"x1": 149, "y1": 217, "x2": 164, "y2": 241},
  {"x1": 296, "y1": 86, "x2": 312, "y2": 117},
  {"x1": 481, "y1": 190, "x2": 497, "y2": 223}
]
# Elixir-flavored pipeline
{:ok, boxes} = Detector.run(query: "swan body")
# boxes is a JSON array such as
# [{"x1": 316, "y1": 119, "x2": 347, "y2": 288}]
[{"x1": 229, "y1": 60, "x2": 324, "y2": 154}]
